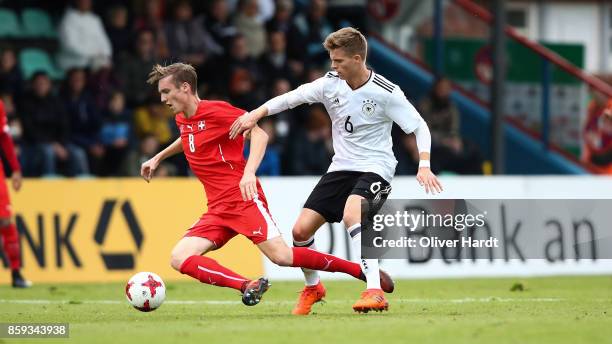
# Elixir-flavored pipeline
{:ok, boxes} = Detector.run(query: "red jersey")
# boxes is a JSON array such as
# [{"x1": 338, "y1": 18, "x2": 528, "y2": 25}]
[
  {"x1": 0, "y1": 100, "x2": 20, "y2": 176},
  {"x1": 175, "y1": 100, "x2": 264, "y2": 208}
]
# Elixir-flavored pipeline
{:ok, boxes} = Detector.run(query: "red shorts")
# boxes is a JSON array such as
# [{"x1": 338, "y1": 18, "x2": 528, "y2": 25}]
[
  {"x1": 184, "y1": 195, "x2": 281, "y2": 248},
  {"x1": 0, "y1": 174, "x2": 11, "y2": 218}
]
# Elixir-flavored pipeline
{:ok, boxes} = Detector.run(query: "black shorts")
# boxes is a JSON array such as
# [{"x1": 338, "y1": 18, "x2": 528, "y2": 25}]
[{"x1": 303, "y1": 171, "x2": 392, "y2": 223}]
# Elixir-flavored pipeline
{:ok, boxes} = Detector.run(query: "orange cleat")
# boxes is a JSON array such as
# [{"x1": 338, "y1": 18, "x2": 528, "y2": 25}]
[
  {"x1": 352, "y1": 289, "x2": 389, "y2": 313},
  {"x1": 291, "y1": 281, "x2": 326, "y2": 315}
]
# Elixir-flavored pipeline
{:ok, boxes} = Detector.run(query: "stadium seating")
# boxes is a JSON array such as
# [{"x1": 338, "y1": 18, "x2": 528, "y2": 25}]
[
  {"x1": 19, "y1": 48, "x2": 64, "y2": 80},
  {"x1": 0, "y1": 8, "x2": 22, "y2": 37},
  {"x1": 21, "y1": 8, "x2": 57, "y2": 38}
]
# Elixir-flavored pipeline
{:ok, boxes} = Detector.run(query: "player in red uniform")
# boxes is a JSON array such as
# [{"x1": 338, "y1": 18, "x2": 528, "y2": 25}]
[
  {"x1": 0, "y1": 99, "x2": 30, "y2": 288},
  {"x1": 141, "y1": 63, "x2": 392, "y2": 307}
]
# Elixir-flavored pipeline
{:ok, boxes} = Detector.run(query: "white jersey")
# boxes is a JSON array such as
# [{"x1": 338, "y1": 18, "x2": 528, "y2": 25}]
[{"x1": 265, "y1": 70, "x2": 425, "y2": 182}]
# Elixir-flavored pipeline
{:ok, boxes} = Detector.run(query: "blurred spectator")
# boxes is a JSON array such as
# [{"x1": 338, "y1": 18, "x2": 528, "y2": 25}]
[
  {"x1": 229, "y1": 68, "x2": 259, "y2": 110},
  {"x1": 0, "y1": 93, "x2": 21, "y2": 146},
  {"x1": 266, "y1": 78, "x2": 292, "y2": 173},
  {"x1": 105, "y1": 5, "x2": 132, "y2": 60},
  {"x1": 134, "y1": 0, "x2": 169, "y2": 58},
  {"x1": 234, "y1": 0, "x2": 267, "y2": 58},
  {"x1": 289, "y1": 104, "x2": 333, "y2": 174},
  {"x1": 265, "y1": 0, "x2": 294, "y2": 34},
  {"x1": 0, "y1": 93, "x2": 17, "y2": 122},
  {"x1": 583, "y1": 90, "x2": 607, "y2": 158},
  {"x1": 225, "y1": 0, "x2": 276, "y2": 23},
  {"x1": 0, "y1": 46, "x2": 22, "y2": 97},
  {"x1": 288, "y1": 0, "x2": 334, "y2": 65},
  {"x1": 58, "y1": 0, "x2": 113, "y2": 71},
  {"x1": 133, "y1": 97, "x2": 174, "y2": 146},
  {"x1": 590, "y1": 107, "x2": 612, "y2": 169},
  {"x1": 88, "y1": 64, "x2": 122, "y2": 110},
  {"x1": 256, "y1": 0, "x2": 276, "y2": 23},
  {"x1": 205, "y1": 0, "x2": 238, "y2": 54},
  {"x1": 18, "y1": 72, "x2": 89, "y2": 176},
  {"x1": 124, "y1": 133, "x2": 175, "y2": 177},
  {"x1": 244, "y1": 117, "x2": 280, "y2": 176},
  {"x1": 419, "y1": 77, "x2": 482, "y2": 174},
  {"x1": 207, "y1": 34, "x2": 263, "y2": 103},
  {"x1": 164, "y1": 0, "x2": 222, "y2": 69},
  {"x1": 61, "y1": 68, "x2": 104, "y2": 175},
  {"x1": 583, "y1": 92, "x2": 612, "y2": 170},
  {"x1": 394, "y1": 127, "x2": 419, "y2": 175},
  {"x1": 259, "y1": 30, "x2": 300, "y2": 88},
  {"x1": 327, "y1": 0, "x2": 368, "y2": 33},
  {"x1": 117, "y1": 29, "x2": 159, "y2": 107},
  {"x1": 269, "y1": 78, "x2": 293, "y2": 127},
  {"x1": 100, "y1": 91, "x2": 131, "y2": 176}
]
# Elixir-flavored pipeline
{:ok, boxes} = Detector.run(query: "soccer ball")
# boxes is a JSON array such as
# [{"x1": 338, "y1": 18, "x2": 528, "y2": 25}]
[{"x1": 125, "y1": 272, "x2": 166, "y2": 312}]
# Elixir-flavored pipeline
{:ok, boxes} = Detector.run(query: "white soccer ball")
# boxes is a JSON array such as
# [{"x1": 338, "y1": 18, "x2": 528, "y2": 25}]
[{"x1": 125, "y1": 272, "x2": 166, "y2": 312}]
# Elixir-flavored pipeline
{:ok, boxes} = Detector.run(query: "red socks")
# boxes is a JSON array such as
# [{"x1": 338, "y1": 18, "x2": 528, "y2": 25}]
[
  {"x1": 178, "y1": 249, "x2": 364, "y2": 291},
  {"x1": 291, "y1": 247, "x2": 362, "y2": 279},
  {"x1": 1, "y1": 223, "x2": 21, "y2": 270},
  {"x1": 179, "y1": 255, "x2": 249, "y2": 291}
]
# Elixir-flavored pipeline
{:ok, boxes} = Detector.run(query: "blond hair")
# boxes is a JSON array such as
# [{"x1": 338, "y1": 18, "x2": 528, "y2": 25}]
[
  {"x1": 323, "y1": 27, "x2": 367, "y2": 60},
  {"x1": 147, "y1": 63, "x2": 197, "y2": 94}
]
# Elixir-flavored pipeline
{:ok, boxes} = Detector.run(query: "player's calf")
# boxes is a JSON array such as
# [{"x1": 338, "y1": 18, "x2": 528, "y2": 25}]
[
  {"x1": 259, "y1": 237, "x2": 363, "y2": 278},
  {"x1": 262, "y1": 244, "x2": 294, "y2": 266}
]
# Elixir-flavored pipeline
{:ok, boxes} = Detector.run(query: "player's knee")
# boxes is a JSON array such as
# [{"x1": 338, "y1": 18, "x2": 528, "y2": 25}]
[
  {"x1": 342, "y1": 213, "x2": 360, "y2": 228},
  {"x1": 292, "y1": 224, "x2": 311, "y2": 242},
  {"x1": 169, "y1": 252, "x2": 187, "y2": 271}
]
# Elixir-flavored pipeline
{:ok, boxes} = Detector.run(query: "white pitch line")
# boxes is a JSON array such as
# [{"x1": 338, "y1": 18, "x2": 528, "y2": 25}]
[{"x1": 0, "y1": 298, "x2": 563, "y2": 305}]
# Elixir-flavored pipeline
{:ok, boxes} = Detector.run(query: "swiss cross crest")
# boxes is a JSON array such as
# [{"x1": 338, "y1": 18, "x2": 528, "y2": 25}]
[
  {"x1": 362, "y1": 99, "x2": 377, "y2": 116},
  {"x1": 198, "y1": 120, "x2": 206, "y2": 131}
]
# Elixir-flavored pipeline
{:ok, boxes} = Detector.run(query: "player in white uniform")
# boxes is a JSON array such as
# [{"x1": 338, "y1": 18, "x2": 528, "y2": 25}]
[{"x1": 230, "y1": 27, "x2": 443, "y2": 314}]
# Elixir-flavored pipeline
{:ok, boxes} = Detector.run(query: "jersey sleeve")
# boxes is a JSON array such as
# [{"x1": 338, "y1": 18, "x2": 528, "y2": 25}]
[
  {"x1": 0, "y1": 101, "x2": 20, "y2": 172},
  {"x1": 385, "y1": 87, "x2": 424, "y2": 134},
  {"x1": 263, "y1": 76, "x2": 327, "y2": 115}
]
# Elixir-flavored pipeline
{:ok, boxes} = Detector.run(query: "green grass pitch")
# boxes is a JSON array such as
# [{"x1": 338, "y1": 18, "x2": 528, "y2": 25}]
[{"x1": 1, "y1": 276, "x2": 610, "y2": 344}]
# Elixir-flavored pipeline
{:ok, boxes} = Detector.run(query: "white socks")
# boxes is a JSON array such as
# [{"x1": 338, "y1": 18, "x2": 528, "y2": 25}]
[
  {"x1": 348, "y1": 223, "x2": 381, "y2": 290},
  {"x1": 293, "y1": 237, "x2": 320, "y2": 286},
  {"x1": 294, "y1": 224, "x2": 382, "y2": 290}
]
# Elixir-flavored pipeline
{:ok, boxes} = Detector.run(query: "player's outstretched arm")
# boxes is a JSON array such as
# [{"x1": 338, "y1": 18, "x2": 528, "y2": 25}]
[
  {"x1": 239, "y1": 125, "x2": 268, "y2": 201},
  {"x1": 385, "y1": 88, "x2": 443, "y2": 194},
  {"x1": 229, "y1": 107, "x2": 268, "y2": 140},
  {"x1": 230, "y1": 78, "x2": 326, "y2": 139},
  {"x1": 140, "y1": 137, "x2": 183, "y2": 182},
  {"x1": 413, "y1": 123, "x2": 443, "y2": 194}
]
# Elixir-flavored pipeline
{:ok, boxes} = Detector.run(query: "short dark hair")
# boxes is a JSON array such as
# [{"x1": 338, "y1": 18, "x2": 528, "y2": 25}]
[
  {"x1": 147, "y1": 63, "x2": 197, "y2": 94},
  {"x1": 31, "y1": 70, "x2": 49, "y2": 81}
]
